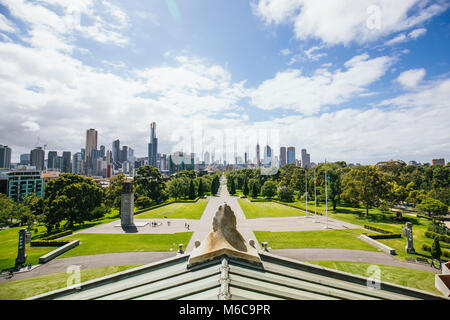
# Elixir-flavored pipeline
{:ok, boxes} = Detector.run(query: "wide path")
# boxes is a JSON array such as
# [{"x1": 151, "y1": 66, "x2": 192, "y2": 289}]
[
  {"x1": 0, "y1": 252, "x2": 176, "y2": 284},
  {"x1": 271, "y1": 248, "x2": 439, "y2": 273}
]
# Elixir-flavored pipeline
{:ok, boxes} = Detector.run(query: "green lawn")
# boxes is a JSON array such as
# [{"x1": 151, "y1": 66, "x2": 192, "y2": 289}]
[
  {"x1": 57, "y1": 232, "x2": 193, "y2": 258},
  {"x1": 254, "y1": 229, "x2": 379, "y2": 251},
  {"x1": 238, "y1": 198, "x2": 306, "y2": 218},
  {"x1": 135, "y1": 199, "x2": 209, "y2": 219},
  {"x1": 0, "y1": 227, "x2": 56, "y2": 272},
  {"x1": 307, "y1": 261, "x2": 441, "y2": 296},
  {"x1": 0, "y1": 265, "x2": 140, "y2": 300}
]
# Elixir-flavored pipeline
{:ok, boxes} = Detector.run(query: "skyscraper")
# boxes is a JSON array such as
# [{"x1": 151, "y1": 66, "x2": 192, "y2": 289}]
[
  {"x1": 280, "y1": 147, "x2": 287, "y2": 167},
  {"x1": 148, "y1": 122, "x2": 158, "y2": 168},
  {"x1": 62, "y1": 151, "x2": 71, "y2": 173},
  {"x1": 0, "y1": 145, "x2": 12, "y2": 169},
  {"x1": 72, "y1": 152, "x2": 83, "y2": 174},
  {"x1": 256, "y1": 143, "x2": 260, "y2": 167},
  {"x1": 264, "y1": 145, "x2": 272, "y2": 166},
  {"x1": 47, "y1": 151, "x2": 57, "y2": 170},
  {"x1": 287, "y1": 147, "x2": 295, "y2": 165},
  {"x1": 301, "y1": 149, "x2": 310, "y2": 169},
  {"x1": 30, "y1": 147, "x2": 45, "y2": 170},
  {"x1": 112, "y1": 139, "x2": 120, "y2": 164},
  {"x1": 20, "y1": 153, "x2": 30, "y2": 166},
  {"x1": 85, "y1": 128, "x2": 98, "y2": 171}
]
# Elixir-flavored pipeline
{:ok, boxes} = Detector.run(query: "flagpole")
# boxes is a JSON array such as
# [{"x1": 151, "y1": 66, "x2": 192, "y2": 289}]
[
  {"x1": 314, "y1": 169, "x2": 317, "y2": 223},
  {"x1": 305, "y1": 169, "x2": 308, "y2": 217},
  {"x1": 324, "y1": 171, "x2": 329, "y2": 229}
]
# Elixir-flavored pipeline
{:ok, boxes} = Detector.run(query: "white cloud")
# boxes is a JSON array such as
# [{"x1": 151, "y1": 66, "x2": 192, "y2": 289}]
[
  {"x1": 408, "y1": 27, "x2": 427, "y2": 39},
  {"x1": 21, "y1": 120, "x2": 40, "y2": 132},
  {"x1": 280, "y1": 48, "x2": 291, "y2": 56},
  {"x1": 396, "y1": 68, "x2": 426, "y2": 88},
  {"x1": 0, "y1": 13, "x2": 17, "y2": 33},
  {"x1": 252, "y1": 0, "x2": 447, "y2": 46},
  {"x1": 304, "y1": 45, "x2": 327, "y2": 61},
  {"x1": 1, "y1": 0, "x2": 130, "y2": 51},
  {"x1": 384, "y1": 27, "x2": 427, "y2": 45},
  {"x1": 250, "y1": 53, "x2": 393, "y2": 115}
]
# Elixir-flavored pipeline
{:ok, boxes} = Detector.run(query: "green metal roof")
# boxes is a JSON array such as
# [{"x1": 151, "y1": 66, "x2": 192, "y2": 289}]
[{"x1": 27, "y1": 251, "x2": 446, "y2": 300}]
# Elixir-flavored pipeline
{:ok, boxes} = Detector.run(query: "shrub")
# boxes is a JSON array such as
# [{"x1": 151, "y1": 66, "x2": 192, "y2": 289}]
[
  {"x1": 364, "y1": 225, "x2": 392, "y2": 234},
  {"x1": 30, "y1": 240, "x2": 71, "y2": 247},
  {"x1": 135, "y1": 196, "x2": 152, "y2": 209},
  {"x1": 41, "y1": 230, "x2": 73, "y2": 240},
  {"x1": 422, "y1": 244, "x2": 450, "y2": 258},
  {"x1": 277, "y1": 186, "x2": 294, "y2": 202},
  {"x1": 364, "y1": 233, "x2": 402, "y2": 239},
  {"x1": 424, "y1": 231, "x2": 450, "y2": 243}
]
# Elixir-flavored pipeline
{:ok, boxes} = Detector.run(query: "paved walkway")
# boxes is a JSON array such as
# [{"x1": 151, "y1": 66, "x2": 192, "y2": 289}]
[
  {"x1": 271, "y1": 248, "x2": 439, "y2": 273},
  {"x1": 0, "y1": 252, "x2": 176, "y2": 284}
]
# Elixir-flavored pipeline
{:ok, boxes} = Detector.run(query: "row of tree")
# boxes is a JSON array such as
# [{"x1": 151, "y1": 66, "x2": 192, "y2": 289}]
[
  {"x1": 1, "y1": 166, "x2": 222, "y2": 233},
  {"x1": 225, "y1": 161, "x2": 449, "y2": 219}
]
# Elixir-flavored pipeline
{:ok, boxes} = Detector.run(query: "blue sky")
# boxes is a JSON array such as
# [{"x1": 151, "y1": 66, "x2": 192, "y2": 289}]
[{"x1": 0, "y1": 0, "x2": 449, "y2": 165}]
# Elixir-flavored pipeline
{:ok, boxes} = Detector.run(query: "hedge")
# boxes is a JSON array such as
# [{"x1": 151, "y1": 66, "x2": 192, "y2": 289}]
[
  {"x1": 364, "y1": 225, "x2": 393, "y2": 234},
  {"x1": 30, "y1": 240, "x2": 71, "y2": 247},
  {"x1": 135, "y1": 197, "x2": 201, "y2": 215},
  {"x1": 425, "y1": 231, "x2": 450, "y2": 243},
  {"x1": 272, "y1": 200, "x2": 323, "y2": 215},
  {"x1": 417, "y1": 214, "x2": 433, "y2": 220},
  {"x1": 364, "y1": 233, "x2": 402, "y2": 239},
  {"x1": 422, "y1": 243, "x2": 450, "y2": 258},
  {"x1": 41, "y1": 230, "x2": 73, "y2": 241}
]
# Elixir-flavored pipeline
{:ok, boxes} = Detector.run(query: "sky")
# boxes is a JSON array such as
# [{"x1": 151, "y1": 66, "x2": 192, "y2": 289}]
[{"x1": 0, "y1": 0, "x2": 449, "y2": 165}]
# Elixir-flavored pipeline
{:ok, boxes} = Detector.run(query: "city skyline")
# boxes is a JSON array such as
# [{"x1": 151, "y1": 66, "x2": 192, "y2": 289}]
[{"x1": 1, "y1": 1, "x2": 449, "y2": 165}]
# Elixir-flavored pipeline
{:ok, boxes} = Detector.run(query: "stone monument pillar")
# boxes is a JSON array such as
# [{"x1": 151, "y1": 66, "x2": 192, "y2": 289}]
[
  {"x1": 402, "y1": 222, "x2": 415, "y2": 253},
  {"x1": 15, "y1": 228, "x2": 27, "y2": 268},
  {"x1": 120, "y1": 181, "x2": 134, "y2": 227}
]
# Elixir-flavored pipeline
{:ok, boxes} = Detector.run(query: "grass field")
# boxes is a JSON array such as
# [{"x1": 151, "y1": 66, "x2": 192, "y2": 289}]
[
  {"x1": 238, "y1": 198, "x2": 307, "y2": 219},
  {"x1": 0, "y1": 265, "x2": 140, "y2": 300},
  {"x1": 0, "y1": 227, "x2": 56, "y2": 272},
  {"x1": 56, "y1": 232, "x2": 193, "y2": 258},
  {"x1": 135, "y1": 199, "x2": 209, "y2": 219},
  {"x1": 307, "y1": 261, "x2": 441, "y2": 295},
  {"x1": 254, "y1": 229, "x2": 379, "y2": 251}
]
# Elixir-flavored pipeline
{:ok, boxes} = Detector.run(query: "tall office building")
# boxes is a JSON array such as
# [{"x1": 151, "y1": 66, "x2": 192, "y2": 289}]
[
  {"x1": 256, "y1": 143, "x2": 261, "y2": 167},
  {"x1": 112, "y1": 139, "x2": 120, "y2": 164},
  {"x1": 30, "y1": 147, "x2": 45, "y2": 170},
  {"x1": 62, "y1": 151, "x2": 71, "y2": 173},
  {"x1": 287, "y1": 147, "x2": 295, "y2": 165},
  {"x1": 20, "y1": 154, "x2": 30, "y2": 166},
  {"x1": 204, "y1": 151, "x2": 210, "y2": 165},
  {"x1": 72, "y1": 152, "x2": 83, "y2": 175},
  {"x1": 0, "y1": 145, "x2": 12, "y2": 169},
  {"x1": 121, "y1": 146, "x2": 129, "y2": 163},
  {"x1": 99, "y1": 145, "x2": 105, "y2": 158},
  {"x1": 47, "y1": 151, "x2": 57, "y2": 170},
  {"x1": 264, "y1": 145, "x2": 272, "y2": 166},
  {"x1": 301, "y1": 149, "x2": 310, "y2": 169},
  {"x1": 280, "y1": 147, "x2": 287, "y2": 167},
  {"x1": 148, "y1": 122, "x2": 158, "y2": 168},
  {"x1": 85, "y1": 128, "x2": 98, "y2": 171}
]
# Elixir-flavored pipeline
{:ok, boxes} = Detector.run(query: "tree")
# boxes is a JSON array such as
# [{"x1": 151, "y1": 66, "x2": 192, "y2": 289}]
[
  {"x1": 211, "y1": 175, "x2": 220, "y2": 195},
  {"x1": 243, "y1": 178, "x2": 249, "y2": 196},
  {"x1": 105, "y1": 173, "x2": 126, "y2": 210},
  {"x1": 134, "y1": 166, "x2": 167, "y2": 203},
  {"x1": 44, "y1": 173, "x2": 104, "y2": 230},
  {"x1": 341, "y1": 166, "x2": 388, "y2": 217},
  {"x1": 229, "y1": 178, "x2": 236, "y2": 195},
  {"x1": 416, "y1": 197, "x2": 448, "y2": 221},
  {"x1": 251, "y1": 182, "x2": 259, "y2": 198},
  {"x1": 249, "y1": 178, "x2": 260, "y2": 198},
  {"x1": 431, "y1": 236, "x2": 442, "y2": 263},
  {"x1": 277, "y1": 186, "x2": 294, "y2": 202},
  {"x1": 198, "y1": 178, "x2": 204, "y2": 197},
  {"x1": 261, "y1": 180, "x2": 277, "y2": 199},
  {"x1": 0, "y1": 194, "x2": 15, "y2": 227},
  {"x1": 189, "y1": 179, "x2": 196, "y2": 200},
  {"x1": 167, "y1": 178, "x2": 186, "y2": 199},
  {"x1": 135, "y1": 196, "x2": 152, "y2": 208}
]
